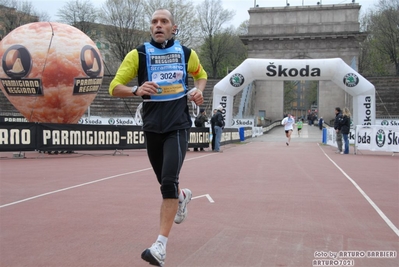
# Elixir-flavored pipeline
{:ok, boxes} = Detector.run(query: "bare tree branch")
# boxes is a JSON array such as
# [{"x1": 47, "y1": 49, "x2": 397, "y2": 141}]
[
  {"x1": 98, "y1": 0, "x2": 147, "y2": 62},
  {"x1": 360, "y1": 0, "x2": 399, "y2": 75},
  {"x1": 196, "y1": 0, "x2": 237, "y2": 78},
  {"x1": 144, "y1": 0, "x2": 199, "y2": 47},
  {"x1": 0, "y1": 0, "x2": 41, "y2": 37},
  {"x1": 57, "y1": 0, "x2": 99, "y2": 35}
]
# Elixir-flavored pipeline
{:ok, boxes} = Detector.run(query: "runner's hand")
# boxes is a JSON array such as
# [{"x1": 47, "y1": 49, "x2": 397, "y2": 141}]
[{"x1": 189, "y1": 88, "x2": 204, "y2": 105}]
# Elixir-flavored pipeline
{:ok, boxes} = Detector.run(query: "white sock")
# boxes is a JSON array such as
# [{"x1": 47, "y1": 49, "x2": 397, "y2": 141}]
[
  {"x1": 178, "y1": 190, "x2": 185, "y2": 202},
  {"x1": 157, "y1": 235, "x2": 168, "y2": 247}
]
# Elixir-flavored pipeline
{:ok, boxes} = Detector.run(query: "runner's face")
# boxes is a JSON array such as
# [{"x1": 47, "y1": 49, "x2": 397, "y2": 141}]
[{"x1": 150, "y1": 10, "x2": 176, "y2": 43}]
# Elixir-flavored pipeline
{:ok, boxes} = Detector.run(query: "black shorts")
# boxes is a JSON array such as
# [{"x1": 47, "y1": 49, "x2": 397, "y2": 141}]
[{"x1": 285, "y1": 130, "x2": 292, "y2": 133}]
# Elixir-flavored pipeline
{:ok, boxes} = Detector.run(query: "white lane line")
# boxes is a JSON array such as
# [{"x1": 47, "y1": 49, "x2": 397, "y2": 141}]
[
  {"x1": 0, "y1": 153, "x2": 216, "y2": 209},
  {"x1": 318, "y1": 144, "x2": 399, "y2": 237},
  {"x1": 0, "y1": 168, "x2": 152, "y2": 209},
  {"x1": 192, "y1": 194, "x2": 215, "y2": 203}
]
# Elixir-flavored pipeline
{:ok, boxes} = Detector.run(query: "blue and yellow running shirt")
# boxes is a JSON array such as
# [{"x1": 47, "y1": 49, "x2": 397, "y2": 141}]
[
  {"x1": 109, "y1": 39, "x2": 207, "y2": 133},
  {"x1": 109, "y1": 41, "x2": 207, "y2": 98},
  {"x1": 143, "y1": 41, "x2": 186, "y2": 101}
]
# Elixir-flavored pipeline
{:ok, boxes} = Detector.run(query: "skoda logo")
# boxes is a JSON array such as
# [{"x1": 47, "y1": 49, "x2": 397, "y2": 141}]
[
  {"x1": 108, "y1": 118, "x2": 115, "y2": 125},
  {"x1": 376, "y1": 129, "x2": 385, "y2": 147},
  {"x1": 343, "y1": 73, "x2": 359, "y2": 87},
  {"x1": 381, "y1": 120, "x2": 389, "y2": 126},
  {"x1": 230, "y1": 73, "x2": 244, "y2": 88}
]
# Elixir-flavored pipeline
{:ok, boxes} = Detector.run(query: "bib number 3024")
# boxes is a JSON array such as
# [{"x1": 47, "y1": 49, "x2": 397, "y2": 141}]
[{"x1": 152, "y1": 71, "x2": 183, "y2": 83}]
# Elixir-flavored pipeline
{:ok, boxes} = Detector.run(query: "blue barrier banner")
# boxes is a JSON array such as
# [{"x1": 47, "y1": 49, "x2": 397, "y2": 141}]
[
  {"x1": 239, "y1": 127, "x2": 245, "y2": 141},
  {"x1": 322, "y1": 128, "x2": 327, "y2": 144}
]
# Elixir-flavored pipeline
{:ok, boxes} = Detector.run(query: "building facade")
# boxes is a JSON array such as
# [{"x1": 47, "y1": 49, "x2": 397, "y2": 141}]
[{"x1": 240, "y1": 3, "x2": 366, "y2": 123}]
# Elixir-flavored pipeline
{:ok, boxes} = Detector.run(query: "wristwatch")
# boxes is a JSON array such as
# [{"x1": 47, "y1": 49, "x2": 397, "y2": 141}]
[{"x1": 132, "y1": 86, "x2": 138, "y2": 96}]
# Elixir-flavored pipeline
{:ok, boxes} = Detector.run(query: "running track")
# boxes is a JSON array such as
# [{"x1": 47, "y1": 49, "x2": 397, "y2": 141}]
[{"x1": 0, "y1": 125, "x2": 398, "y2": 267}]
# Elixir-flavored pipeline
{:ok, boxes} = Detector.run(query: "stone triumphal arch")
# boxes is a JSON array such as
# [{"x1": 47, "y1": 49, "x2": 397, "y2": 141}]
[{"x1": 215, "y1": 3, "x2": 369, "y2": 126}]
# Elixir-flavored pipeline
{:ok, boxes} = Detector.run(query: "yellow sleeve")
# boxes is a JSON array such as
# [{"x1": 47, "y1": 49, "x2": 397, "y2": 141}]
[
  {"x1": 109, "y1": 49, "x2": 139, "y2": 96},
  {"x1": 187, "y1": 49, "x2": 207, "y2": 81}
]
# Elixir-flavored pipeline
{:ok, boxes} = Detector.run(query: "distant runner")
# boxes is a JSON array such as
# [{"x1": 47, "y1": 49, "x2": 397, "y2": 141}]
[{"x1": 281, "y1": 113, "x2": 295, "y2": 146}]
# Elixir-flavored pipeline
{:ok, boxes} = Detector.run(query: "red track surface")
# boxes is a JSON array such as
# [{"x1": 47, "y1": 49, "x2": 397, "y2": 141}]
[{"x1": 1, "y1": 125, "x2": 398, "y2": 267}]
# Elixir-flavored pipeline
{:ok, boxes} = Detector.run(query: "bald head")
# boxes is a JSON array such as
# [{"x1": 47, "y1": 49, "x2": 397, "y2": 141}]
[{"x1": 150, "y1": 9, "x2": 177, "y2": 43}]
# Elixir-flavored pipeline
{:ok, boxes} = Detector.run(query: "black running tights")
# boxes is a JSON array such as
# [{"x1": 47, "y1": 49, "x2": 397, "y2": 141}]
[{"x1": 144, "y1": 129, "x2": 189, "y2": 199}]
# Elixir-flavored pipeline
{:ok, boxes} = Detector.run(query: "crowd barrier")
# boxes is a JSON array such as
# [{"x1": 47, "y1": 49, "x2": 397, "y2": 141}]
[
  {"x1": 324, "y1": 125, "x2": 399, "y2": 154},
  {"x1": 0, "y1": 122, "x2": 254, "y2": 153},
  {"x1": 0, "y1": 116, "x2": 287, "y2": 153},
  {"x1": 354, "y1": 125, "x2": 399, "y2": 154},
  {"x1": 262, "y1": 120, "x2": 283, "y2": 133}
]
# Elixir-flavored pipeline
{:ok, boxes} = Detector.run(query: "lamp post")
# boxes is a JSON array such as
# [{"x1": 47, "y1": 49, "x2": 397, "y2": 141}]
[
  {"x1": 316, "y1": 81, "x2": 319, "y2": 119},
  {"x1": 300, "y1": 80, "x2": 306, "y2": 118}
]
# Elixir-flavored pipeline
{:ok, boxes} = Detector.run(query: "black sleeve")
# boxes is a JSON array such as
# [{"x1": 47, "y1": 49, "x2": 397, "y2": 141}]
[
  {"x1": 334, "y1": 114, "x2": 342, "y2": 129},
  {"x1": 337, "y1": 115, "x2": 344, "y2": 130},
  {"x1": 200, "y1": 115, "x2": 207, "y2": 124},
  {"x1": 217, "y1": 113, "x2": 224, "y2": 127},
  {"x1": 344, "y1": 116, "x2": 351, "y2": 127}
]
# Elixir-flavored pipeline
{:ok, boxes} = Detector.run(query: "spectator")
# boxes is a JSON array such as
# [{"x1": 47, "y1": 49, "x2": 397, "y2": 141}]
[
  {"x1": 318, "y1": 117, "x2": 324, "y2": 130},
  {"x1": 213, "y1": 105, "x2": 225, "y2": 152},
  {"x1": 210, "y1": 109, "x2": 217, "y2": 151},
  {"x1": 341, "y1": 107, "x2": 351, "y2": 154},
  {"x1": 334, "y1": 107, "x2": 343, "y2": 154},
  {"x1": 194, "y1": 108, "x2": 208, "y2": 151},
  {"x1": 307, "y1": 112, "x2": 313, "y2": 126}
]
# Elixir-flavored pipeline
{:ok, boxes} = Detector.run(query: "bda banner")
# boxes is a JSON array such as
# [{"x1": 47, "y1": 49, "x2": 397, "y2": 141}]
[{"x1": 355, "y1": 125, "x2": 399, "y2": 153}]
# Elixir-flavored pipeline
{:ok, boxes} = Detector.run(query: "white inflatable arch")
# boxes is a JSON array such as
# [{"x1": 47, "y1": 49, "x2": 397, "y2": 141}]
[{"x1": 212, "y1": 58, "x2": 375, "y2": 128}]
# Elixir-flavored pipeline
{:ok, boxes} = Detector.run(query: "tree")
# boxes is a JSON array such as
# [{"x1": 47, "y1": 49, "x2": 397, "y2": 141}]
[
  {"x1": 284, "y1": 80, "x2": 318, "y2": 115},
  {"x1": 0, "y1": 0, "x2": 48, "y2": 37},
  {"x1": 36, "y1": 10, "x2": 50, "y2": 22},
  {"x1": 199, "y1": 28, "x2": 246, "y2": 78},
  {"x1": 196, "y1": 0, "x2": 235, "y2": 78},
  {"x1": 56, "y1": 0, "x2": 99, "y2": 36},
  {"x1": 98, "y1": 0, "x2": 147, "y2": 62},
  {"x1": 144, "y1": 0, "x2": 199, "y2": 47},
  {"x1": 359, "y1": 0, "x2": 399, "y2": 76},
  {"x1": 359, "y1": 31, "x2": 392, "y2": 76},
  {"x1": 199, "y1": 31, "x2": 248, "y2": 79},
  {"x1": 237, "y1": 20, "x2": 249, "y2": 36},
  {"x1": 284, "y1": 81, "x2": 297, "y2": 111},
  {"x1": 306, "y1": 81, "x2": 318, "y2": 108}
]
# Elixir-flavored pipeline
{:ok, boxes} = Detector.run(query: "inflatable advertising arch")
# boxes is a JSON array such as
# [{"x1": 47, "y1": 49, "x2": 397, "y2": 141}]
[{"x1": 212, "y1": 58, "x2": 375, "y2": 128}]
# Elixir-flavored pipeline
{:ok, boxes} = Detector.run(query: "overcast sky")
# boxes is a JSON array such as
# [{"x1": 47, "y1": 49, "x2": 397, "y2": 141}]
[{"x1": 30, "y1": 0, "x2": 378, "y2": 28}]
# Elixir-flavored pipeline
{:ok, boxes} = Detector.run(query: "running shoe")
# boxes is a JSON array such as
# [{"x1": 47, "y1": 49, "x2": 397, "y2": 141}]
[
  {"x1": 174, "y1": 188, "x2": 192, "y2": 224},
  {"x1": 141, "y1": 241, "x2": 166, "y2": 267}
]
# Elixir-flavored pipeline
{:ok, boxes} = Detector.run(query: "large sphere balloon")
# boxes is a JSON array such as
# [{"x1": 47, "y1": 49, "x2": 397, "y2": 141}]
[{"x1": 0, "y1": 22, "x2": 104, "y2": 123}]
